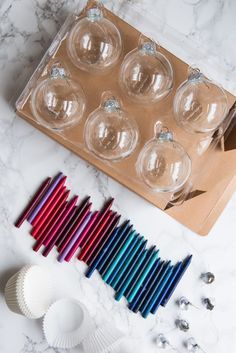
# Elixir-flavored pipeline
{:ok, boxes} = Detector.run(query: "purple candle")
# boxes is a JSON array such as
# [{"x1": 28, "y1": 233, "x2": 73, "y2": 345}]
[
  {"x1": 57, "y1": 212, "x2": 92, "y2": 263},
  {"x1": 28, "y1": 172, "x2": 65, "y2": 223}
]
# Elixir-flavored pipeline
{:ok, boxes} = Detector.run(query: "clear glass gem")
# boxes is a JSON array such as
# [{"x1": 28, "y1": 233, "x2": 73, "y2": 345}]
[
  {"x1": 186, "y1": 338, "x2": 200, "y2": 352},
  {"x1": 176, "y1": 318, "x2": 190, "y2": 332},
  {"x1": 156, "y1": 334, "x2": 170, "y2": 349},
  {"x1": 201, "y1": 272, "x2": 215, "y2": 284},
  {"x1": 202, "y1": 297, "x2": 215, "y2": 311},
  {"x1": 178, "y1": 296, "x2": 191, "y2": 311}
]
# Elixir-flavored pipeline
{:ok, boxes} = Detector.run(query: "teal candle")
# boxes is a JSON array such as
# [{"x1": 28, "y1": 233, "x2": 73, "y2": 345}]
[
  {"x1": 111, "y1": 237, "x2": 146, "y2": 289},
  {"x1": 99, "y1": 224, "x2": 133, "y2": 275},
  {"x1": 125, "y1": 246, "x2": 157, "y2": 298},
  {"x1": 115, "y1": 249, "x2": 148, "y2": 301},
  {"x1": 151, "y1": 262, "x2": 182, "y2": 314},
  {"x1": 134, "y1": 260, "x2": 165, "y2": 313},
  {"x1": 103, "y1": 231, "x2": 136, "y2": 282},
  {"x1": 127, "y1": 251, "x2": 159, "y2": 303},
  {"x1": 107, "y1": 233, "x2": 141, "y2": 285},
  {"x1": 140, "y1": 262, "x2": 171, "y2": 313},
  {"x1": 141, "y1": 265, "x2": 174, "y2": 318}
]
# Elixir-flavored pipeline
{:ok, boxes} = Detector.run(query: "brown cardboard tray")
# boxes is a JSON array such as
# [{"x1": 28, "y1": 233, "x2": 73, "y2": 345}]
[{"x1": 16, "y1": 6, "x2": 236, "y2": 235}]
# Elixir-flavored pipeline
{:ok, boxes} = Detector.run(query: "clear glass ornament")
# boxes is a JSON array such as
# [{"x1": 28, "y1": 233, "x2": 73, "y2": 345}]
[
  {"x1": 137, "y1": 122, "x2": 191, "y2": 193},
  {"x1": 119, "y1": 35, "x2": 173, "y2": 103},
  {"x1": 31, "y1": 62, "x2": 86, "y2": 131},
  {"x1": 200, "y1": 272, "x2": 215, "y2": 284},
  {"x1": 84, "y1": 91, "x2": 139, "y2": 161},
  {"x1": 67, "y1": 0, "x2": 122, "y2": 73},
  {"x1": 173, "y1": 68, "x2": 228, "y2": 134}
]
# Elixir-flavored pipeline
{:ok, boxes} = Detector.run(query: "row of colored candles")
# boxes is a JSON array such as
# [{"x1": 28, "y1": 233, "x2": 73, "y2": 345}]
[{"x1": 15, "y1": 172, "x2": 192, "y2": 318}]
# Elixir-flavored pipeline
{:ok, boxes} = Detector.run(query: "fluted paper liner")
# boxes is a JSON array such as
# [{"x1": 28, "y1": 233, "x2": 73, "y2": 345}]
[
  {"x1": 43, "y1": 298, "x2": 94, "y2": 349},
  {"x1": 82, "y1": 322, "x2": 124, "y2": 353},
  {"x1": 4, "y1": 265, "x2": 52, "y2": 319}
]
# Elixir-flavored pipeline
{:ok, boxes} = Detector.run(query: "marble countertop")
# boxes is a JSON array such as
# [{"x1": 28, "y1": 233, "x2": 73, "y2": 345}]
[{"x1": 0, "y1": 1, "x2": 236, "y2": 353}]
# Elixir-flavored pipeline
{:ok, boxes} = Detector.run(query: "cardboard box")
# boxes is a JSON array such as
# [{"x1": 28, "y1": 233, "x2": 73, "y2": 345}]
[{"x1": 16, "y1": 6, "x2": 236, "y2": 235}]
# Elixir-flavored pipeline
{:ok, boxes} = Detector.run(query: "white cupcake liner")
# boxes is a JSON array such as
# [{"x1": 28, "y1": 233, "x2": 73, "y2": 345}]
[
  {"x1": 82, "y1": 322, "x2": 125, "y2": 353},
  {"x1": 4, "y1": 265, "x2": 53, "y2": 319},
  {"x1": 43, "y1": 298, "x2": 94, "y2": 349},
  {"x1": 5, "y1": 265, "x2": 32, "y2": 317}
]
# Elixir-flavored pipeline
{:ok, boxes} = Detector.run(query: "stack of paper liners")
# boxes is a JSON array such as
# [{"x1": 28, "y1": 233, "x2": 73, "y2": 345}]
[
  {"x1": 4, "y1": 265, "x2": 53, "y2": 319},
  {"x1": 15, "y1": 5, "x2": 236, "y2": 235}
]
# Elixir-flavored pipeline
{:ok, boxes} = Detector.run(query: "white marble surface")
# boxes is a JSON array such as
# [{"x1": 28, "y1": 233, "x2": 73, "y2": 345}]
[{"x1": 0, "y1": 1, "x2": 236, "y2": 353}]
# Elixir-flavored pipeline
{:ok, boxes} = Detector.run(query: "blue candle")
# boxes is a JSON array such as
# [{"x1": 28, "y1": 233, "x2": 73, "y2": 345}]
[
  {"x1": 133, "y1": 261, "x2": 166, "y2": 313},
  {"x1": 86, "y1": 221, "x2": 131, "y2": 278},
  {"x1": 140, "y1": 261, "x2": 171, "y2": 314},
  {"x1": 141, "y1": 266, "x2": 174, "y2": 318},
  {"x1": 127, "y1": 248, "x2": 159, "y2": 303},
  {"x1": 115, "y1": 249, "x2": 148, "y2": 301},
  {"x1": 125, "y1": 246, "x2": 157, "y2": 297},
  {"x1": 106, "y1": 234, "x2": 141, "y2": 286},
  {"x1": 128, "y1": 258, "x2": 161, "y2": 312},
  {"x1": 103, "y1": 231, "x2": 136, "y2": 282},
  {"x1": 85, "y1": 227, "x2": 120, "y2": 278},
  {"x1": 99, "y1": 224, "x2": 133, "y2": 275},
  {"x1": 151, "y1": 262, "x2": 182, "y2": 314},
  {"x1": 161, "y1": 255, "x2": 192, "y2": 307},
  {"x1": 111, "y1": 238, "x2": 147, "y2": 290}
]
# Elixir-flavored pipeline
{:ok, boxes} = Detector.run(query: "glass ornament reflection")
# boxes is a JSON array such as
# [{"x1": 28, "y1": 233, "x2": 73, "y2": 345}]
[
  {"x1": 173, "y1": 68, "x2": 228, "y2": 134},
  {"x1": 137, "y1": 122, "x2": 191, "y2": 193},
  {"x1": 84, "y1": 92, "x2": 139, "y2": 161},
  {"x1": 119, "y1": 35, "x2": 174, "y2": 103},
  {"x1": 67, "y1": 1, "x2": 122, "y2": 73},
  {"x1": 31, "y1": 63, "x2": 86, "y2": 131}
]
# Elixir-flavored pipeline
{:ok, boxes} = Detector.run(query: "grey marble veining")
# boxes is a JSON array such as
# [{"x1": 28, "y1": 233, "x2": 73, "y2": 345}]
[{"x1": 0, "y1": 1, "x2": 236, "y2": 353}]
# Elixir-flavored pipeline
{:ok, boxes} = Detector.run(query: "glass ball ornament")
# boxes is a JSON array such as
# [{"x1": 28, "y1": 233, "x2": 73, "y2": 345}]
[
  {"x1": 31, "y1": 63, "x2": 86, "y2": 131},
  {"x1": 67, "y1": 1, "x2": 122, "y2": 74},
  {"x1": 84, "y1": 92, "x2": 139, "y2": 161},
  {"x1": 173, "y1": 68, "x2": 228, "y2": 134},
  {"x1": 119, "y1": 35, "x2": 174, "y2": 103},
  {"x1": 137, "y1": 123, "x2": 191, "y2": 193}
]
